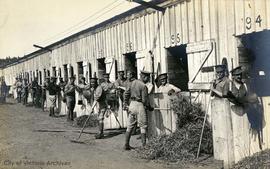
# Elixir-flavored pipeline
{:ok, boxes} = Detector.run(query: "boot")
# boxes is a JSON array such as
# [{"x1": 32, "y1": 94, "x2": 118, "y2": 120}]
[
  {"x1": 124, "y1": 131, "x2": 134, "y2": 150},
  {"x1": 49, "y1": 108, "x2": 52, "y2": 116},
  {"x1": 51, "y1": 108, "x2": 55, "y2": 117},
  {"x1": 95, "y1": 123, "x2": 104, "y2": 139},
  {"x1": 141, "y1": 133, "x2": 146, "y2": 147}
]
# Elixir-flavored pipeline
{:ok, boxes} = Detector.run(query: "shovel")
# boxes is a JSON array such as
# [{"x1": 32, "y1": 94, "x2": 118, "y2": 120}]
[{"x1": 70, "y1": 101, "x2": 97, "y2": 144}]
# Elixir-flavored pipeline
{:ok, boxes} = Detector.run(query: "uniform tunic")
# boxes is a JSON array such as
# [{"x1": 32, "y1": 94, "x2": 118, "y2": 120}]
[
  {"x1": 65, "y1": 82, "x2": 76, "y2": 111},
  {"x1": 124, "y1": 79, "x2": 148, "y2": 133},
  {"x1": 157, "y1": 83, "x2": 181, "y2": 94}
]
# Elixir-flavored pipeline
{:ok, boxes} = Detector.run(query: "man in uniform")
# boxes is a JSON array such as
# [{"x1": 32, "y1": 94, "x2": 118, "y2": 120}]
[
  {"x1": 16, "y1": 78, "x2": 23, "y2": 103},
  {"x1": 31, "y1": 77, "x2": 39, "y2": 107},
  {"x1": 210, "y1": 65, "x2": 234, "y2": 167},
  {"x1": 22, "y1": 78, "x2": 29, "y2": 105},
  {"x1": 41, "y1": 77, "x2": 50, "y2": 111},
  {"x1": 47, "y1": 77, "x2": 60, "y2": 117},
  {"x1": 93, "y1": 73, "x2": 114, "y2": 139},
  {"x1": 123, "y1": 70, "x2": 152, "y2": 150},
  {"x1": 157, "y1": 73, "x2": 181, "y2": 95},
  {"x1": 114, "y1": 70, "x2": 126, "y2": 102},
  {"x1": 64, "y1": 76, "x2": 76, "y2": 121},
  {"x1": 58, "y1": 77, "x2": 66, "y2": 114}
]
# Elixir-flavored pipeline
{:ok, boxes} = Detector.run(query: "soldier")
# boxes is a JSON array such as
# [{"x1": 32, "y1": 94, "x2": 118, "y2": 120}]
[
  {"x1": 58, "y1": 77, "x2": 66, "y2": 113},
  {"x1": 41, "y1": 77, "x2": 50, "y2": 111},
  {"x1": 210, "y1": 65, "x2": 234, "y2": 166},
  {"x1": 22, "y1": 78, "x2": 29, "y2": 105},
  {"x1": 31, "y1": 77, "x2": 39, "y2": 107},
  {"x1": 229, "y1": 66, "x2": 248, "y2": 106},
  {"x1": 47, "y1": 77, "x2": 60, "y2": 117},
  {"x1": 0, "y1": 78, "x2": 7, "y2": 103},
  {"x1": 123, "y1": 70, "x2": 151, "y2": 150},
  {"x1": 16, "y1": 78, "x2": 23, "y2": 103},
  {"x1": 157, "y1": 73, "x2": 181, "y2": 95},
  {"x1": 114, "y1": 70, "x2": 126, "y2": 87},
  {"x1": 210, "y1": 65, "x2": 230, "y2": 98},
  {"x1": 93, "y1": 73, "x2": 114, "y2": 139},
  {"x1": 64, "y1": 76, "x2": 76, "y2": 121}
]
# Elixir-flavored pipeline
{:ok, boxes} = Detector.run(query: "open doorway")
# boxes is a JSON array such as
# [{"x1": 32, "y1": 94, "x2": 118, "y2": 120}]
[
  {"x1": 97, "y1": 58, "x2": 106, "y2": 83},
  {"x1": 124, "y1": 52, "x2": 137, "y2": 79},
  {"x1": 63, "y1": 65, "x2": 68, "y2": 82},
  {"x1": 77, "y1": 61, "x2": 83, "y2": 77},
  {"x1": 39, "y1": 71, "x2": 42, "y2": 85},
  {"x1": 239, "y1": 30, "x2": 270, "y2": 97},
  {"x1": 166, "y1": 45, "x2": 189, "y2": 91},
  {"x1": 52, "y1": 67, "x2": 56, "y2": 77}
]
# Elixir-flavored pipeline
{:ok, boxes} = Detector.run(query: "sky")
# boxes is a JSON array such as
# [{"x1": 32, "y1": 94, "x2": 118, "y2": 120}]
[{"x1": 0, "y1": 0, "x2": 140, "y2": 59}]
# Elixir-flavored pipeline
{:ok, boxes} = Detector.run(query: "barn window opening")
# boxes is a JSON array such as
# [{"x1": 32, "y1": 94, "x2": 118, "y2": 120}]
[
  {"x1": 63, "y1": 64, "x2": 68, "y2": 82},
  {"x1": 39, "y1": 71, "x2": 42, "y2": 85},
  {"x1": 166, "y1": 45, "x2": 189, "y2": 91},
  {"x1": 52, "y1": 67, "x2": 56, "y2": 77},
  {"x1": 77, "y1": 61, "x2": 83, "y2": 77},
  {"x1": 124, "y1": 52, "x2": 137, "y2": 79},
  {"x1": 238, "y1": 30, "x2": 270, "y2": 97},
  {"x1": 97, "y1": 58, "x2": 106, "y2": 83}
]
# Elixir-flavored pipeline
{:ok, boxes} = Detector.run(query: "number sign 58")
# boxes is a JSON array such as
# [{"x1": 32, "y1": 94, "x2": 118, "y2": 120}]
[{"x1": 246, "y1": 15, "x2": 262, "y2": 30}]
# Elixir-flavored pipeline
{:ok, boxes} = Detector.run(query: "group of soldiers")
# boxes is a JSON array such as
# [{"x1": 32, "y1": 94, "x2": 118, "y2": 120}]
[{"x1": 11, "y1": 69, "x2": 181, "y2": 150}]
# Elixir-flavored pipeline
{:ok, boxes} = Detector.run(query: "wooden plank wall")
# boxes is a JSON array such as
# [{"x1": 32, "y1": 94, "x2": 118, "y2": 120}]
[{"x1": 2, "y1": 0, "x2": 270, "y2": 163}]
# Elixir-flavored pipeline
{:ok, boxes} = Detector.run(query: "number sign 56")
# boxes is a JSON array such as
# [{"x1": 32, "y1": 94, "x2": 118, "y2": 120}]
[{"x1": 246, "y1": 15, "x2": 262, "y2": 30}]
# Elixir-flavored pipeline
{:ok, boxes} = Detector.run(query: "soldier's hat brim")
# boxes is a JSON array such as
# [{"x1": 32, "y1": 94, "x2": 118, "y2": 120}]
[
  {"x1": 158, "y1": 73, "x2": 168, "y2": 80},
  {"x1": 140, "y1": 70, "x2": 151, "y2": 76},
  {"x1": 230, "y1": 66, "x2": 243, "y2": 75},
  {"x1": 103, "y1": 73, "x2": 110, "y2": 78},
  {"x1": 215, "y1": 65, "x2": 226, "y2": 72}
]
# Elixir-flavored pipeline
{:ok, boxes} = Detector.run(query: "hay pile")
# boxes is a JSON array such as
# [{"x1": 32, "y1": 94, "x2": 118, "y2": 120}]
[
  {"x1": 232, "y1": 149, "x2": 270, "y2": 169},
  {"x1": 73, "y1": 114, "x2": 99, "y2": 128},
  {"x1": 137, "y1": 93, "x2": 213, "y2": 162}
]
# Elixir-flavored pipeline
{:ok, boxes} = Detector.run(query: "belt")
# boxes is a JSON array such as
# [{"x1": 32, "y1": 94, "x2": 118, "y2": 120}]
[{"x1": 130, "y1": 97, "x2": 142, "y2": 102}]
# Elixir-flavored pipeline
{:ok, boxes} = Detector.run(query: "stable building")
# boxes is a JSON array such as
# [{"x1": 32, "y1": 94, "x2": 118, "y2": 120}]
[{"x1": 1, "y1": 0, "x2": 270, "y2": 167}]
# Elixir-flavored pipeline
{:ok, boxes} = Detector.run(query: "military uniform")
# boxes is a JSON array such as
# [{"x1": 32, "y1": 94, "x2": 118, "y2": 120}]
[
  {"x1": 22, "y1": 79, "x2": 29, "y2": 105},
  {"x1": 31, "y1": 79, "x2": 39, "y2": 107},
  {"x1": 47, "y1": 77, "x2": 60, "y2": 117},
  {"x1": 65, "y1": 76, "x2": 76, "y2": 121},
  {"x1": 124, "y1": 70, "x2": 150, "y2": 150},
  {"x1": 16, "y1": 79, "x2": 23, "y2": 103},
  {"x1": 94, "y1": 73, "x2": 114, "y2": 139},
  {"x1": 210, "y1": 65, "x2": 235, "y2": 167}
]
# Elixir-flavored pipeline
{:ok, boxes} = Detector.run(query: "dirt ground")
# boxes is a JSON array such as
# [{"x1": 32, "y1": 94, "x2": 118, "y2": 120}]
[{"x1": 0, "y1": 98, "x2": 222, "y2": 169}]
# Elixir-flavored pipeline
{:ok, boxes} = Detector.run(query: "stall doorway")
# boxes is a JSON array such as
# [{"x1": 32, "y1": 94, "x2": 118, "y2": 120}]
[
  {"x1": 63, "y1": 65, "x2": 68, "y2": 82},
  {"x1": 124, "y1": 52, "x2": 137, "y2": 79},
  {"x1": 97, "y1": 58, "x2": 106, "y2": 83},
  {"x1": 77, "y1": 62, "x2": 83, "y2": 77},
  {"x1": 166, "y1": 45, "x2": 189, "y2": 91},
  {"x1": 239, "y1": 30, "x2": 270, "y2": 97}
]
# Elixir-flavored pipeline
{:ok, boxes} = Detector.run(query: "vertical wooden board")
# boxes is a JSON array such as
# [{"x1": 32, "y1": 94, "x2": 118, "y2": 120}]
[
  {"x1": 201, "y1": 0, "x2": 210, "y2": 40},
  {"x1": 169, "y1": 6, "x2": 176, "y2": 47},
  {"x1": 194, "y1": 0, "x2": 202, "y2": 42},
  {"x1": 181, "y1": 1, "x2": 188, "y2": 44},
  {"x1": 187, "y1": 52, "x2": 195, "y2": 82},
  {"x1": 111, "y1": 26, "x2": 115, "y2": 56},
  {"x1": 217, "y1": 0, "x2": 228, "y2": 63},
  {"x1": 244, "y1": 0, "x2": 255, "y2": 34},
  {"x1": 234, "y1": 0, "x2": 245, "y2": 36},
  {"x1": 159, "y1": 11, "x2": 165, "y2": 58},
  {"x1": 137, "y1": 17, "x2": 142, "y2": 51},
  {"x1": 141, "y1": 15, "x2": 147, "y2": 50},
  {"x1": 124, "y1": 21, "x2": 129, "y2": 53},
  {"x1": 209, "y1": 0, "x2": 218, "y2": 40},
  {"x1": 226, "y1": 0, "x2": 236, "y2": 72},
  {"x1": 175, "y1": 4, "x2": 182, "y2": 45},
  {"x1": 164, "y1": 9, "x2": 170, "y2": 48},
  {"x1": 254, "y1": 0, "x2": 265, "y2": 32},
  {"x1": 149, "y1": 13, "x2": 154, "y2": 50},
  {"x1": 187, "y1": 0, "x2": 196, "y2": 43},
  {"x1": 145, "y1": 14, "x2": 150, "y2": 50},
  {"x1": 262, "y1": 97, "x2": 270, "y2": 149},
  {"x1": 132, "y1": 19, "x2": 136, "y2": 52},
  {"x1": 231, "y1": 105, "x2": 250, "y2": 162},
  {"x1": 105, "y1": 28, "x2": 109, "y2": 57}
]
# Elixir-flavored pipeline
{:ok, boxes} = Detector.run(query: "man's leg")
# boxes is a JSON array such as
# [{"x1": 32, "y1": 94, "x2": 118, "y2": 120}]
[
  {"x1": 95, "y1": 108, "x2": 106, "y2": 139},
  {"x1": 124, "y1": 111, "x2": 137, "y2": 150}
]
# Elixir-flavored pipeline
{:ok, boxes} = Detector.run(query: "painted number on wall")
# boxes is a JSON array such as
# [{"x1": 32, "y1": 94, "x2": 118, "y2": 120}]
[
  {"x1": 171, "y1": 33, "x2": 180, "y2": 45},
  {"x1": 245, "y1": 15, "x2": 262, "y2": 30},
  {"x1": 126, "y1": 42, "x2": 133, "y2": 51}
]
